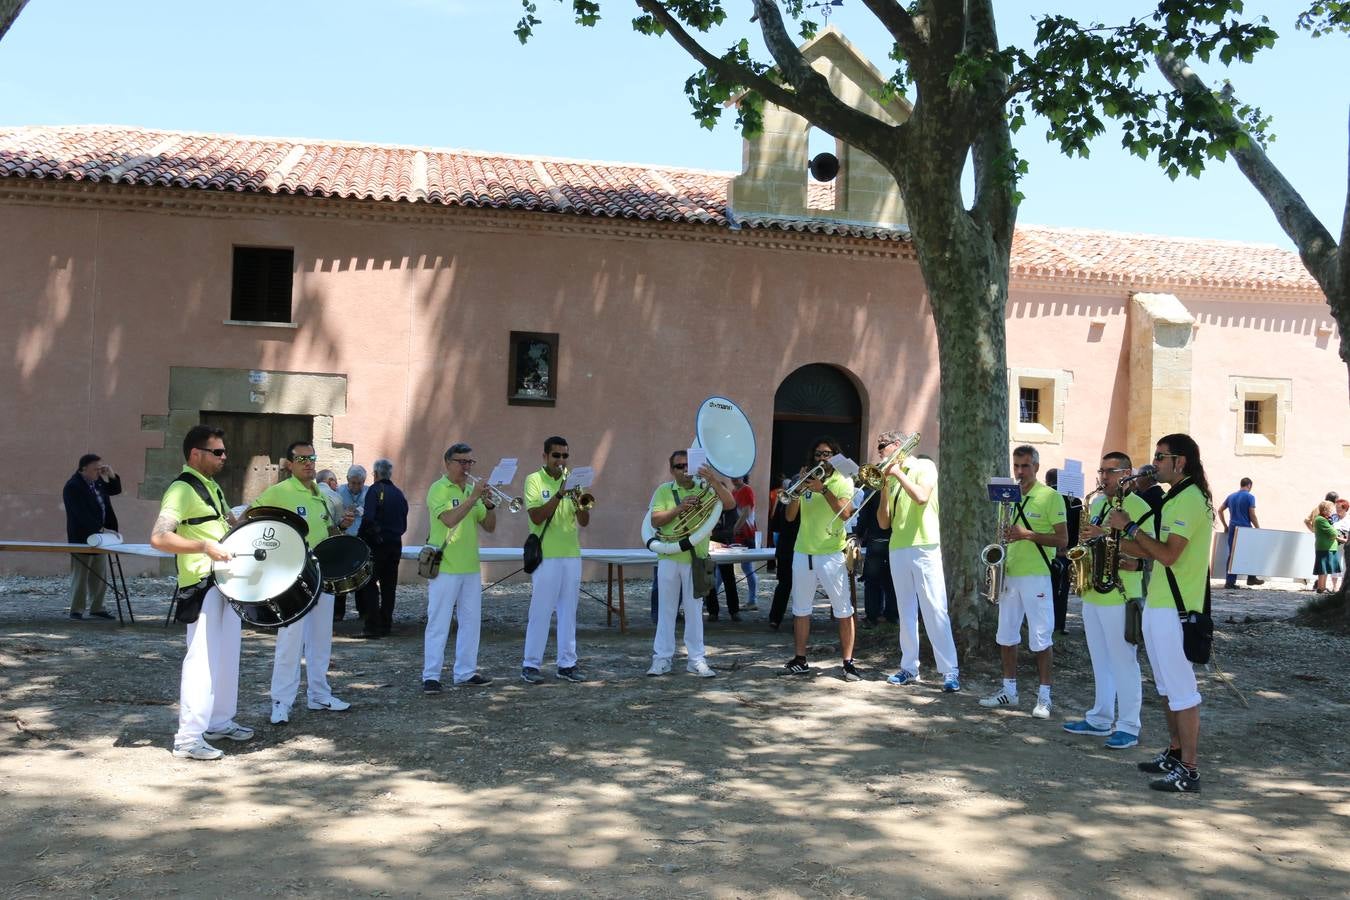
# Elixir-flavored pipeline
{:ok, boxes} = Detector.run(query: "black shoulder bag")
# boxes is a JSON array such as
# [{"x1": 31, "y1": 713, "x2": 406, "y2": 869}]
[
  {"x1": 170, "y1": 473, "x2": 227, "y2": 625},
  {"x1": 523, "y1": 479, "x2": 560, "y2": 574},
  {"x1": 1152, "y1": 479, "x2": 1213, "y2": 664}
]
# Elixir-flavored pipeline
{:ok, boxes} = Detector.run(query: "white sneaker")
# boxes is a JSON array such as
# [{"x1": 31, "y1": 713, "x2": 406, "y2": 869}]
[
  {"x1": 203, "y1": 722, "x2": 255, "y2": 742},
  {"x1": 687, "y1": 660, "x2": 717, "y2": 678},
  {"x1": 308, "y1": 696, "x2": 351, "y2": 712},
  {"x1": 646, "y1": 659, "x2": 672, "y2": 677},
  {"x1": 270, "y1": 701, "x2": 290, "y2": 724},
  {"x1": 978, "y1": 690, "x2": 1019, "y2": 708},
  {"x1": 1032, "y1": 699, "x2": 1052, "y2": 719},
  {"x1": 172, "y1": 739, "x2": 223, "y2": 761}
]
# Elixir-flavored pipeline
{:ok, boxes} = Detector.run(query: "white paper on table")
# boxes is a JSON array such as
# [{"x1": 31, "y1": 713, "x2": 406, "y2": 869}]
[
  {"x1": 564, "y1": 466, "x2": 594, "y2": 490},
  {"x1": 830, "y1": 454, "x2": 859, "y2": 478},
  {"x1": 487, "y1": 458, "x2": 517, "y2": 486},
  {"x1": 685, "y1": 446, "x2": 708, "y2": 475},
  {"x1": 87, "y1": 531, "x2": 124, "y2": 547}
]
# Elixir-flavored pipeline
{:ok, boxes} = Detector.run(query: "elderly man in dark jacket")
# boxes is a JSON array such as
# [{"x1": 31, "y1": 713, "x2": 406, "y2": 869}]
[{"x1": 63, "y1": 453, "x2": 121, "y2": 619}]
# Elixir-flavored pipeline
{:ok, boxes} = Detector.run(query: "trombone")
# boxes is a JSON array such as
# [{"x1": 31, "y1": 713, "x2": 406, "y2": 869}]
[
  {"x1": 830, "y1": 431, "x2": 921, "y2": 525},
  {"x1": 463, "y1": 473, "x2": 523, "y2": 513}
]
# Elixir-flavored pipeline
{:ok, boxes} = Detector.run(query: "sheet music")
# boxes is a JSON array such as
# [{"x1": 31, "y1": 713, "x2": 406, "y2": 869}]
[
  {"x1": 830, "y1": 454, "x2": 859, "y2": 477},
  {"x1": 487, "y1": 458, "x2": 517, "y2": 486},
  {"x1": 987, "y1": 477, "x2": 1021, "y2": 503},
  {"x1": 565, "y1": 466, "x2": 594, "y2": 490},
  {"x1": 685, "y1": 446, "x2": 708, "y2": 475},
  {"x1": 1058, "y1": 459, "x2": 1085, "y2": 498}
]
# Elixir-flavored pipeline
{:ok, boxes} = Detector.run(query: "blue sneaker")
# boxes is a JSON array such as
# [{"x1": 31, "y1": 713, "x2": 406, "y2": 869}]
[
  {"x1": 886, "y1": 669, "x2": 920, "y2": 686},
  {"x1": 1062, "y1": 719, "x2": 1113, "y2": 736},
  {"x1": 942, "y1": 673, "x2": 961, "y2": 693},
  {"x1": 1104, "y1": 730, "x2": 1139, "y2": 750}
]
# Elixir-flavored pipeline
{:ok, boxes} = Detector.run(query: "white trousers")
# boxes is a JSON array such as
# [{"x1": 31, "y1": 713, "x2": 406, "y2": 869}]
[
  {"x1": 423, "y1": 572, "x2": 482, "y2": 683},
  {"x1": 997, "y1": 574, "x2": 1054, "y2": 652},
  {"x1": 652, "y1": 558, "x2": 704, "y2": 665},
  {"x1": 790, "y1": 551, "x2": 853, "y2": 617},
  {"x1": 523, "y1": 556, "x2": 582, "y2": 669},
  {"x1": 175, "y1": 587, "x2": 242, "y2": 745},
  {"x1": 1142, "y1": 606, "x2": 1202, "y2": 712},
  {"x1": 270, "y1": 591, "x2": 335, "y2": 707},
  {"x1": 1081, "y1": 602, "x2": 1142, "y2": 735},
  {"x1": 889, "y1": 544, "x2": 959, "y2": 676}
]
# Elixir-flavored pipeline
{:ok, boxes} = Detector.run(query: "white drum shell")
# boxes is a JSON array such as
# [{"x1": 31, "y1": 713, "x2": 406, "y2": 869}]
[{"x1": 213, "y1": 520, "x2": 308, "y2": 604}]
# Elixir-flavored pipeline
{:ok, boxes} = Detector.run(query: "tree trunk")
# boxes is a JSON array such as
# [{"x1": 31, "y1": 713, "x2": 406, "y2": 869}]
[{"x1": 904, "y1": 198, "x2": 1011, "y2": 652}]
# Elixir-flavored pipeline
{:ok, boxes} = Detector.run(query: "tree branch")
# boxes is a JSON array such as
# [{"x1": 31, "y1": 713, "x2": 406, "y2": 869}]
[
  {"x1": 747, "y1": 0, "x2": 900, "y2": 163},
  {"x1": 1156, "y1": 49, "x2": 1341, "y2": 293},
  {"x1": 859, "y1": 0, "x2": 924, "y2": 60}
]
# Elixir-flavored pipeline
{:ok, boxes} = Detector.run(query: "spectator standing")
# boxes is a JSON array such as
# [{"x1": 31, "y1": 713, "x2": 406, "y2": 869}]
[
  {"x1": 1306, "y1": 501, "x2": 1341, "y2": 593},
  {"x1": 357, "y1": 458, "x2": 409, "y2": 637},
  {"x1": 731, "y1": 474, "x2": 759, "y2": 609},
  {"x1": 1332, "y1": 499, "x2": 1349, "y2": 593},
  {"x1": 767, "y1": 495, "x2": 800, "y2": 629},
  {"x1": 853, "y1": 481, "x2": 898, "y2": 628},
  {"x1": 330, "y1": 465, "x2": 369, "y2": 622},
  {"x1": 62, "y1": 453, "x2": 121, "y2": 620},
  {"x1": 1219, "y1": 478, "x2": 1263, "y2": 589}
]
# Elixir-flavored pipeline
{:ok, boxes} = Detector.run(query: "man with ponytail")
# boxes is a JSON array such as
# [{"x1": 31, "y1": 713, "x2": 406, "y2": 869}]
[{"x1": 1108, "y1": 433, "x2": 1213, "y2": 793}]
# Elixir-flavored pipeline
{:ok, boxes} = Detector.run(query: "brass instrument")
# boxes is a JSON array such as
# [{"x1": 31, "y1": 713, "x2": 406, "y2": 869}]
[
  {"x1": 778, "y1": 462, "x2": 828, "y2": 505},
  {"x1": 558, "y1": 469, "x2": 596, "y2": 511},
  {"x1": 980, "y1": 498, "x2": 1014, "y2": 604},
  {"x1": 1067, "y1": 484, "x2": 1122, "y2": 596},
  {"x1": 463, "y1": 474, "x2": 523, "y2": 513},
  {"x1": 832, "y1": 431, "x2": 922, "y2": 525},
  {"x1": 662, "y1": 480, "x2": 721, "y2": 540}
]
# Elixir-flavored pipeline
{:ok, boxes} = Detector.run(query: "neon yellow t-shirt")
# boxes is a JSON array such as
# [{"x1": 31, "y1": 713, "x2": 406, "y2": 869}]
[
  {"x1": 159, "y1": 466, "x2": 229, "y2": 588},
  {"x1": 1146, "y1": 483, "x2": 1213, "y2": 612},
  {"x1": 1080, "y1": 491, "x2": 1152, "y2": 606},
  {"x1": 252, "y1": 476, "x2": 332, "y2": 550},
  {"x1": 426, "y1": 475, "x2": 487, "y2": 576},
  {"x1": 887, "y1": 457, "x2": 940, "y2": 550},
  {"x1": 1005, "y1": 481, "x2": 1066, "y2": 578},
  {"x1": 649, "y1": 481, "x2": 714, "y2": 563},
  {"x1": 524, "y1": 468, "x2": 581, "y2": 559},
  {"x1": 795, "y1": 470, "x2": 854, "y2": 555}
]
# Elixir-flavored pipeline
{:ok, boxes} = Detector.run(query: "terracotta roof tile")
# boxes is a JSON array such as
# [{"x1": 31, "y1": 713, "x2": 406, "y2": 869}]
[{"x1": 0, "y1": 125, "x2": 1320, "y2": 295}]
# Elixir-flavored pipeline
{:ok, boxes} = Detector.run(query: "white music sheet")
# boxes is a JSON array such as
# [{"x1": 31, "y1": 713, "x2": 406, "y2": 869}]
[
  {"x1": 685, "y1": 447, "x2": 708, "y2": 475},
  {"x1": 487, "y1": 458, "x2": 517, "y2": 486},
  {"x1": 565, "y1": 466, "x2": 594, "y2": 489}
]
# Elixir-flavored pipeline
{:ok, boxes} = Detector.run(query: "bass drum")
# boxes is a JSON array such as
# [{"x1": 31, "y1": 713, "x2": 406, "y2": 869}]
[
  {"x1": 211, "y1": 518, "x2": 321, "y2": 629},
  {"x1": 314, "y1": 534, "x2": 372, "y2": 594}
]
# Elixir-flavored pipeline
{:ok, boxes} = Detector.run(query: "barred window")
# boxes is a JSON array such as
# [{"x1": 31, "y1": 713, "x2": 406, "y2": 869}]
[{"x1": 230, "y1": 247, "x2": 294, "y2": 323}]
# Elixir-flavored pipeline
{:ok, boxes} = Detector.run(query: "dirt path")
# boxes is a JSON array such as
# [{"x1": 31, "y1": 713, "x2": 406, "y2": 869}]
[{"x1": 1, "y1": 574, "x2": 1347, "y2": 898}]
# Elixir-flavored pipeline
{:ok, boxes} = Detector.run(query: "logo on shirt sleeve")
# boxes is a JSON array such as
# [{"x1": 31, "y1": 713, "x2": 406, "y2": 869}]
[
  {"x1": 451, "y1": 499, "x2": 460, "y2": 508},
  {"x1": 297, "y1": 505, "x2": 306, "y2": 517},
  {"x1": 542, "y1": 490, "x2": 551, "y2": 500}
]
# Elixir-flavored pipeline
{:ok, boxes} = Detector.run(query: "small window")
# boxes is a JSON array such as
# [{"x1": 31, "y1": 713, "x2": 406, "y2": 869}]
[
  {"x1": 1229, "y1": 377, "x2": 1289, "y2": 457},
  {"x1": 508, "y1": 331, "x2": 559, "y2": 407},
  {"x1": 1242, "y1": 399, "x2": 1261, "y2": 434},
  {"x1": 1019, "y1": 387, "x2": 1041, "y2": 424},
  {"x1": 231, "y1": 247, "x2": 294, "y2": 323}
]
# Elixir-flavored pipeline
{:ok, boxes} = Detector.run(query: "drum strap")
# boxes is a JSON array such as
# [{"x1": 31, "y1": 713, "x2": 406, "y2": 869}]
[{"x1": 174, "y1": 473, "x2": 227, "y2": 527}]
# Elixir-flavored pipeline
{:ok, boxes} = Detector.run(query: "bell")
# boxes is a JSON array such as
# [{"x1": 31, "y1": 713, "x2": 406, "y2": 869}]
[{"x1": 808, "y1": 152, "x2": 839, "y2": 182}]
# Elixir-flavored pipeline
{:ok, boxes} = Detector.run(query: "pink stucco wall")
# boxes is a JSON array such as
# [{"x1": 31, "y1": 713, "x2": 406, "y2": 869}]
[{"x1": 2, "y1": 187, "x2": 1344, "y2": 577}]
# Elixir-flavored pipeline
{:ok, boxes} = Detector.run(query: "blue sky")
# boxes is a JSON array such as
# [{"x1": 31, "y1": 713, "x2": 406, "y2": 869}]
[{"x1": 1, "y1": 0, "x2": 1344, "y2": 249}]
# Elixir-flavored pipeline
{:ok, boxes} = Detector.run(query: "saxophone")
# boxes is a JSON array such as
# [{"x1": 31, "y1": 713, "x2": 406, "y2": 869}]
[{"x1": 1068, "y1": 486, "x2": 1122, "y2": 596}]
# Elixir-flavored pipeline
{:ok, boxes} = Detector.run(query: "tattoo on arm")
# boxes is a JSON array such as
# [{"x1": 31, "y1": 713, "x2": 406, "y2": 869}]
[{"x1": 152, "y1": 513, "x2": 179, "y2": 537}]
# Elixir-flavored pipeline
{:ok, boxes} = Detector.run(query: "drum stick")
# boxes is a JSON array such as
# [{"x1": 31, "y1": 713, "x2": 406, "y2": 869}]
[{"x1": 228, "y1": 549, "x2": 269, "y2": 561}]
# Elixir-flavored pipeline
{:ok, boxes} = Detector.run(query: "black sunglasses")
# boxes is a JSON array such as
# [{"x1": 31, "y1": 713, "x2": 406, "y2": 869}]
[
  {"x1": 195, "y1": 447, "x2": 227, "y2": 457},
  {"x1": 550, "y1": 452, "x2": 570, "y2": 459},
  {"x1": 671, "y1": 463, "x2": 688, "y2": 470}
]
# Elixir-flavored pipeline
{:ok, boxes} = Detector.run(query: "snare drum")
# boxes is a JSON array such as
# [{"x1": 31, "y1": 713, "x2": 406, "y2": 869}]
[
  {"x1": 212, "y1": 518, "x2": 321, "y2": 629},
  {"x1": 241, "y1": 505, "x2": 311, "y2": 539},
  {"x1": 314, "y1": 534, "x2": 372, "y2": 594}
]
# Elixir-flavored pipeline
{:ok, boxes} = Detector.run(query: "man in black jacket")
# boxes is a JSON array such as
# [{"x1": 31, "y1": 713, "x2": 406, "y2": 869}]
[
  {"x1": 357, "y1": 458, "x2": 409, "y2": 637},
  {"x1": 62, "y1": 453, "x2": 121, "y2": 619}
]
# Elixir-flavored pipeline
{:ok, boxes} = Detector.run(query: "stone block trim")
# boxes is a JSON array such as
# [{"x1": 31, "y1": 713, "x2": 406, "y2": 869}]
[{"x1": 1128, "y1": 293, "x2": 1195, "y2": 466}]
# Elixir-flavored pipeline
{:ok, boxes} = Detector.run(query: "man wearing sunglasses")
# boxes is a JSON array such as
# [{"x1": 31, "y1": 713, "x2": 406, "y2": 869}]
[
  {"x1": 521, "y1": 436, "x2": 591, "y2": 684},
  {"x1": 781, "y1": 437, "x2": 859, "y2": 681},
  {"x1": 151, "y1": 425, "x2": 247, "y2": 760},
  {"x1": 646, "y1": 450, "x2": 736, "y2": 678},
  {"x1": 254, "y1": 441, "x2": 355, "y2": 725},
  {"x1": 422, "y1": 443, "x2": 496, "y2": 692}
]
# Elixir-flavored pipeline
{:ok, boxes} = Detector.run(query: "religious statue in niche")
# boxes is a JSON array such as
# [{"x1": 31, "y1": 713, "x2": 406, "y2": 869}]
[{"x1": 514, "y1": 337, "x2": 551, "y2": 398}]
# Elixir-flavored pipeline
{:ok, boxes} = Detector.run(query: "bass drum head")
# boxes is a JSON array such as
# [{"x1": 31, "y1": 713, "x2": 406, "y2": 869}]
[
  {"x1": 695, "y1": 395, "x2": 756, "y2": 478},
  {"x1": 314, "y1": 534, "x2": 373, "y2": 594},
  {"x1": 212, "y1": 519, "x2": 307, "y2": 603},
  {"x1": 241, "y1": 505, "x2": 311, "y2": 539},
  {"x1": 229, "y1": 554, "x2": 321, "y2": 630}
]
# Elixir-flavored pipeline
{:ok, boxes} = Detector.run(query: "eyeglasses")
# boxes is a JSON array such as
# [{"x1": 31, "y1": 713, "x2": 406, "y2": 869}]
[
  {"x1": 450, "y1": 458, "x2": 476, "y2": 466},
  {"x1": 671, "y1": 463, "x2": 688, "y2": 471},
  {"x1": 291, "y1": 454, "x2": 318, "y2": 463},
  {"x1": 813, "y1": 450, "x2": 833, "y2": 458},
  {"x1": 1153, "y1": 453, "x2": 1180, "y2": 462},
  {"x1": 876, "y1": 443, "x2": 893, "y2": 452},
  {"x1": 195, "y1": 447, "x2": 227, "y2": 458},
  {"x1": 1097, "y1": 467, "x2": 1127, "y2": 474},
  {"x1": 550, "y1": 452, "x2": 570, "y2": 460}
]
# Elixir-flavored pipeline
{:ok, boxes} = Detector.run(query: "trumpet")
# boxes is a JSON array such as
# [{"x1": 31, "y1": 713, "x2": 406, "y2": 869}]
[
  {"x1": 558, "y1": 468, "x2": 596, "y2": 510},
  {"x1": 778, "y1": 462, "x2": 829, "y2": 505},
  {"x1": 463, "y1": 474, "x2": 523, "y2": 513}
]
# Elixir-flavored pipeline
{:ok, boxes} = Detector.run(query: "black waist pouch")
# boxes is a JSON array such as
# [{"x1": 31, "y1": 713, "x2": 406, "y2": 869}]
[{"x1": 174, "y1": 578, "x2": 212, "y2": 625}]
